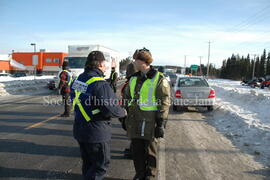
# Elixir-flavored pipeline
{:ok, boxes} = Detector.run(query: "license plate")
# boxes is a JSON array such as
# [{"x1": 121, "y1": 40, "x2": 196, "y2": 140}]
[{"x1": 187, "y1": 92, "x2": 202, "y2": 98}]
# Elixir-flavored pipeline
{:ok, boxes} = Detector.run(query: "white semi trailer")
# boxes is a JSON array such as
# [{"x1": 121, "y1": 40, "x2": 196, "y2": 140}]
[{"x1": 65, "y1": 45, "x2": 121, "y2": 79}]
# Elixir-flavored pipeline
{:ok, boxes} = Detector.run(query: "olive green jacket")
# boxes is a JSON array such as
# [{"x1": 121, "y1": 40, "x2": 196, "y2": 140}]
[{"x1": 123, "y1": 68, "x2": 170, "y2": 140}]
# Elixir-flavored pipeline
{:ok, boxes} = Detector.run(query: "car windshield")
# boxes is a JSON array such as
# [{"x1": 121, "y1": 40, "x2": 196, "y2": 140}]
[
  {"x1": 178, "y1": 78, "x2": 209, "y2": 87},
  {"x1": 67, "y1": 57, "x2": 87, "y2": 68}
]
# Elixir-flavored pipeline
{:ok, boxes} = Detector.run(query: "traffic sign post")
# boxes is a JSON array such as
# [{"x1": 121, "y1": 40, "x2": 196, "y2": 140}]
[{"x1": 190, "y1": 65, "x2": 198, "y2": 71}]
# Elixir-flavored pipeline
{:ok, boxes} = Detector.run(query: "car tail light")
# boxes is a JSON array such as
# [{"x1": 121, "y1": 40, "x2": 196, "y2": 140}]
[
  {"x1": 175, "y1": 90, "x2": 182, "y2": 98},
  {"x1": 208, "y1": 89, "x2": 216, "y2": 98}
]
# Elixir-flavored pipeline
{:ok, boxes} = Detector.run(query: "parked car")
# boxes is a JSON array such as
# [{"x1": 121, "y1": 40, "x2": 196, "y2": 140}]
[
  {"x1": 47, "y1": 80, "x2": 56, "y2": 90},
  {"x1": 11, "y1": 72, "x2": 27, "y2": 77},
  {"x1": 165, "y1": 72, "x2": 177, "y2": 86},
  {"x1": 0, "y1": 73, "x2": 11, "y2": 77},
  {"x1": 118, "y1": 72, "x2": 126, "y2": 80},
  {"x1": 241, "y1": 78, "x2": 263, "y2": 88},
  {"x1": 173, "y1": 76, "x2": 215, "y2": 112},
  {"x1": 261, "y1": 80, "x2": 270, "y2": 89}
]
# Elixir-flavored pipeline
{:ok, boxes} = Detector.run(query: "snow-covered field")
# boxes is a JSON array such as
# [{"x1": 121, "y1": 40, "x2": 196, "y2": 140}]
[
  {"x1": 0, "y1": 75, "x2": 54, "y2": 96},
  {"x1": 209, "y1": 79, "x2": 270, "y2": 167}
]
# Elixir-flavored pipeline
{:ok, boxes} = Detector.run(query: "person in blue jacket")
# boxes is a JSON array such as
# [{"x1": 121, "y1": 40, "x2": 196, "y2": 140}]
[{"x1": 70, "y1": 50, "x2": 126, "y2": 180}]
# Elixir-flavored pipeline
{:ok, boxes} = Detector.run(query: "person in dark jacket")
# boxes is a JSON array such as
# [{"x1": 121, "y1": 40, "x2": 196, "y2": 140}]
[
  {"x1": 109, "y1": 67, "x2": 118, "y2": 93},
  {"x1": 58, "y1": 61, "x2": 72, "y2": 117},
  {"x1": 70, "y1": 51, "x2": 126, "y2": 180},
  {"x1": 119, "y1": 62, "x2": 138, "y2": 158}
]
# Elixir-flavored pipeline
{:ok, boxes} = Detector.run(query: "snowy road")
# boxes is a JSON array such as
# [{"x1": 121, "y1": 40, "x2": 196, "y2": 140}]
[{"x1": 165, "y1": 108, "x2": 269, "y2": 180}]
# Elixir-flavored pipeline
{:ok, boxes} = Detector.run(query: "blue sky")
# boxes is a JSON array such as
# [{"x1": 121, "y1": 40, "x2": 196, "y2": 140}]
[{"x1": 1, "y1": 0, "x2": 270, "y2": 67}]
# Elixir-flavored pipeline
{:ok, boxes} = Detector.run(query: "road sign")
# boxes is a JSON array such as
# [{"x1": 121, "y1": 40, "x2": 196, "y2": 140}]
[{"x1": 190, "y1": 64, "x2": 198, "y2": 71}]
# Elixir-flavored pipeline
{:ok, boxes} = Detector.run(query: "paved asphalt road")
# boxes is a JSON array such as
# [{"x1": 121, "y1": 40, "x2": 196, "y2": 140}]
[
  {"x1": 0, "y1": 85, "x2": 269, "y2": 180},
  {"x1": 0, "y1": 89, "x2": 133, "y2": 180}
]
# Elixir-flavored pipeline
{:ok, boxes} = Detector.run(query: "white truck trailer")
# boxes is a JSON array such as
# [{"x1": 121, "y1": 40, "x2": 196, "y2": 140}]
[{"x1": 65, "y1": 45, "x2": 121, "y2": 79}]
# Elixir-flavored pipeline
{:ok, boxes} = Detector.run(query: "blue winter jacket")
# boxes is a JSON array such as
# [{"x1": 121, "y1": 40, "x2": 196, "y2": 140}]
[{"x1": 71, "y1": 68, "x2": 125, "y2": 143}]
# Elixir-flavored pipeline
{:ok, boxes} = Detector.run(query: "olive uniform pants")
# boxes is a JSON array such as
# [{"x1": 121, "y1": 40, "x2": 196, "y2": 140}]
[{"x1": 131, "y1": 138, "x2": 158, "y2": 179}]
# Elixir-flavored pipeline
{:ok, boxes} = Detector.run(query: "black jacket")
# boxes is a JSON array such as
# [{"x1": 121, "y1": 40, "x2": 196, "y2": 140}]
[{"x1": 71, "y1": 68, "x2": 125, "y2": 143}]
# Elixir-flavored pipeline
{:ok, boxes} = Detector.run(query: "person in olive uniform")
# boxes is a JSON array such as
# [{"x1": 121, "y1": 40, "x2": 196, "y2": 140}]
[
  {"x1": 70, "y1": 51, "x2": 126, "y2": 180},
  {"x1": 123, "y1": 48, "x2": 170, "y2": 180}
]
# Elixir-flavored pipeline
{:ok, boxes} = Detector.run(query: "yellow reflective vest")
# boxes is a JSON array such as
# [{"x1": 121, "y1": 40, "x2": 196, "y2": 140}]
[
  {"x1": 61, "y1": 70, "x2": 73, "y2": 86},
  {"x1": 72, "y1": 77, "x2": 105, "y2": 121},
  {"x1": 129, "y1": 72, "x2": 160, "y2": 111}
]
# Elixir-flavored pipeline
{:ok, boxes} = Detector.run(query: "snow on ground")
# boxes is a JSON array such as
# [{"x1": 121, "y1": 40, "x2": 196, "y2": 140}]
[
  {"x1": 0, "y1": 75, "x2": 54, "y2": 82},
  {"x1": 0, "y1": 75, "x2": 54, "y2": 96},
  {"x1": 208, "y1": 79, "x2": 270, "y2": 167}
]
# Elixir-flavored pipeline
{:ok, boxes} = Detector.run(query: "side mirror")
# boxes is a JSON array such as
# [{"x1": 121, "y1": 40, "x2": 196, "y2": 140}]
[{"x1": 172, "y1": 83, "x2": 175, "y2": 87}]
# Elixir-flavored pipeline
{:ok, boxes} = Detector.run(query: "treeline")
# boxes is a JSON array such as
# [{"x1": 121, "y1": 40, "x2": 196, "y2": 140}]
[
  {"x1": 217, "y1": 49, "x2": 270, "y2": 80},
  {"x1": 120, "y1": 49, "x2": 270, "y2": 80}
]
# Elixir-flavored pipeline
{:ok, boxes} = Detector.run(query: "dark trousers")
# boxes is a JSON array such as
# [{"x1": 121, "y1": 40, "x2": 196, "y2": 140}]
[
  {"x1": 78, "y1": 141, "x2": 110, "y2": 180},
  {"x1": 131, "y1": 138, "x2": 158, "y2": 179},
  {"x1": 62, "y1": 93, "x2": 70, "y2": 115},
  {"x1": 110, "y1": 84, "x2": 116, "y2": 93}
]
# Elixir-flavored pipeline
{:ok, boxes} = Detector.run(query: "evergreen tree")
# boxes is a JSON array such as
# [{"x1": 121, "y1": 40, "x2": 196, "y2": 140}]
[
  {"x1": 267, "y1": 52, "x2": 270, "y2": 75},
  {"x1": 254, "y1": 57, "x2": 260, "y2": 78},
  {"x1": 259, "y1": 49, "x2": 266, "y2": 77},
  {"x1": 246, "y1": 54, "x2": 252, "y2": 79},
  {"x1": 220, "y1": 60, "x2": 227, "y2": 78}
]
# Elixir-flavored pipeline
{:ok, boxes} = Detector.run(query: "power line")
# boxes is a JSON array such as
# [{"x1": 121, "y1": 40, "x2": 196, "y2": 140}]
[
  {"x1": 199, "y1": 56, "x2": 203, "y2": 75},
  {"x1": 212, "y1": 3, "x2": 270, "y2": 52},
  {"x1": 228, "y1": 4, "x2": 270, "y2": 33}
]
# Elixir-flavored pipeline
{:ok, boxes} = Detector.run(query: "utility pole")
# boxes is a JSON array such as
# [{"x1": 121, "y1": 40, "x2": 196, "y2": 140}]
[
  {"x1": 206, "y1": 41, "x2": 212, "y2": 78},
  {"x1": 184, "y1": 55, "x2": 187, "y2": 67},
  {"x1": 199, "y1": 56, "x2": 203, "y2": 76},
  {"x1": 30, "y1": 43, "x2": 36, "y2": 53},
  {"x1": 251, "y1": 54, "x2": 258, "y2": 79},
  {"x1": 30, "y1": 43, "x2": 37, "y2": 77},
  {"x1": 184, "y1": 55, "x2": 187, "y2": 74}
]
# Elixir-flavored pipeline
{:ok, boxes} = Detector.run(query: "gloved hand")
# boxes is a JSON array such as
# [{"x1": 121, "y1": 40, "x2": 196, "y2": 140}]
[{"x1": 154, "y1": 126, "x2": 164, "y2": 138}]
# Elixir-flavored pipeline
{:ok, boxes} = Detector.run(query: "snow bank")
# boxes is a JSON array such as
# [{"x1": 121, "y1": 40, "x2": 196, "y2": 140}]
[
  {"x1": 208, "y1": 79, "x2": 270, "y2": 166},
  {"x1": 0, "y1": 76, "x2": 54, "y2": 96},
  {"x1": 0, "y1": 75, "x2": 54, "y2": 82}
]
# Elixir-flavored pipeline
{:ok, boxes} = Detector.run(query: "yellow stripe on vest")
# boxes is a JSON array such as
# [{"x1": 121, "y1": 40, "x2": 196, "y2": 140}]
[{"x1": 73, "y1": 77, "x2": 105, "y2": 121}]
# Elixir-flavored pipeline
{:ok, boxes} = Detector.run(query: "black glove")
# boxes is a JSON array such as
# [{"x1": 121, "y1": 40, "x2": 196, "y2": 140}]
[
  {"x1": 119, "y1": 116, "x2": 127, "y2": 131},
  {"x1": 154, "y1": 126, "x2": 164, "y2": 138}
]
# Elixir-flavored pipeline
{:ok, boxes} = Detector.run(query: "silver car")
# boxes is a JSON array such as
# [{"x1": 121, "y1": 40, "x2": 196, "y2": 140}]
[{"x1": 173, "y1": 76, "x2": 215, "y2": 111}]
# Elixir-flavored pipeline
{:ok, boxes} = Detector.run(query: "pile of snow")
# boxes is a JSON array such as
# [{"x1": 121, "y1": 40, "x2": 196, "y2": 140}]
[
  {"x1": 208, "y1": 79, "x2": 270, "y2": 166},
  {"x1": 0, "y1": 76, "x2": 54, "y2": 96}
]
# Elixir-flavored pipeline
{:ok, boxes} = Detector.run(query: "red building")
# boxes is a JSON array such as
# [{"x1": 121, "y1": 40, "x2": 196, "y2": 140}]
[
  {"x1": 12, "y1": 52, "x2": 68, "y2": 74},
  {"x1": 0, "y1": 55, "x2": 11, "y2": 73}
]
